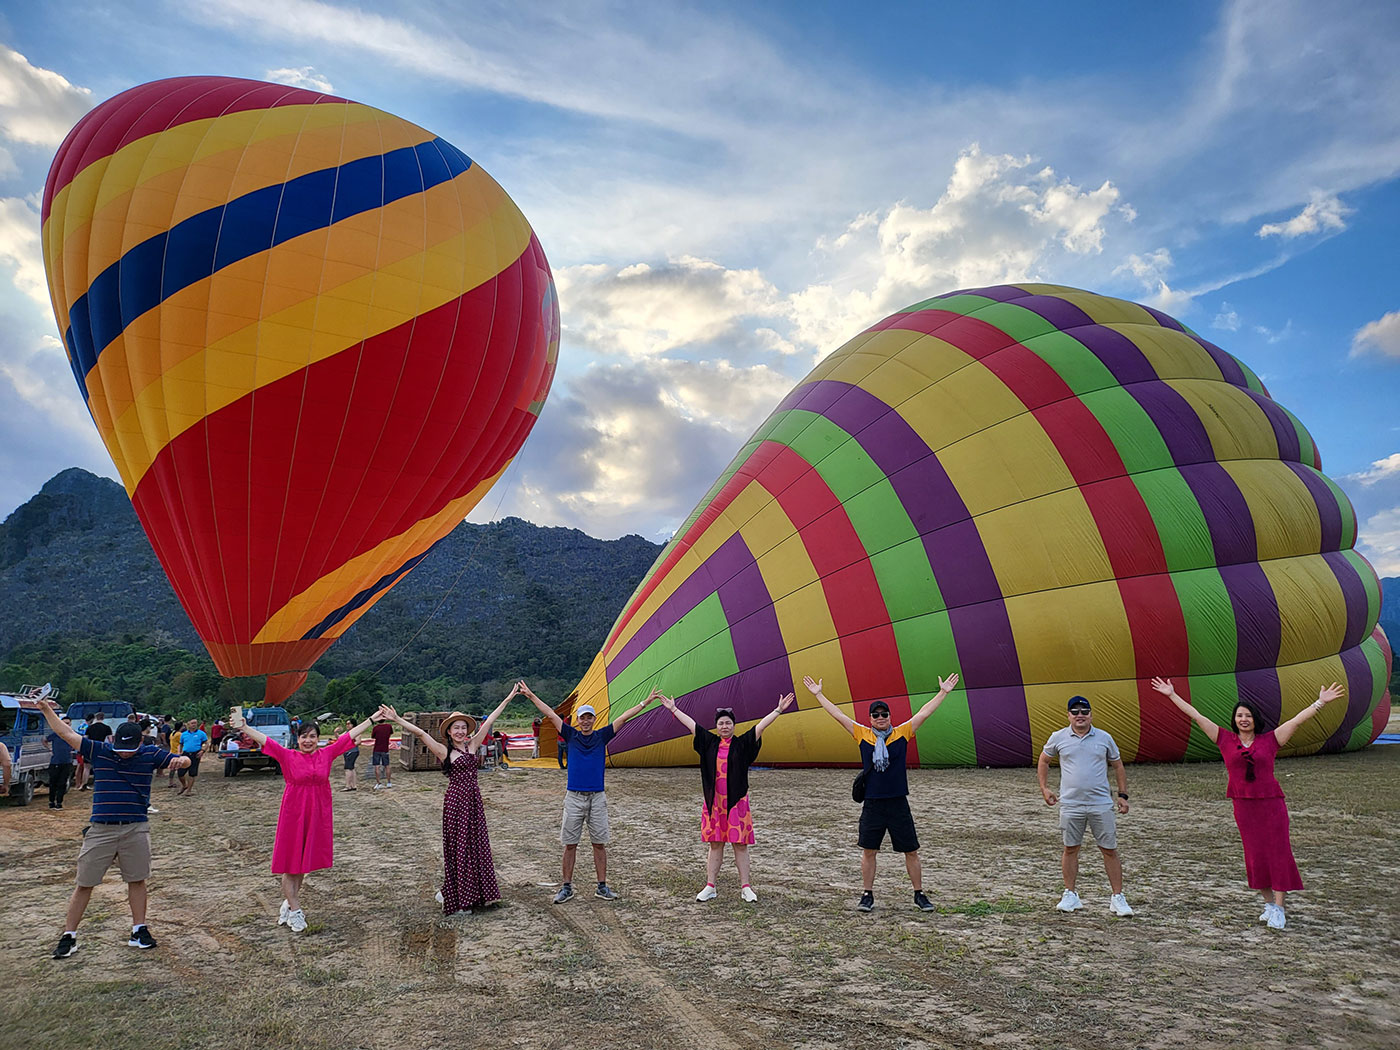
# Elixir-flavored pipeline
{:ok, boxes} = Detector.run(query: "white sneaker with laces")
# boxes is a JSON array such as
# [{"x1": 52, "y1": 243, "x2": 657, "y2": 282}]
[
  {"x1": 1109, "y1": 893, "x2": 1134, "y2": 917},
  {"x1": 695, "y1": 884, "x2": 718, "y2": 902},
  {"x1": 286, "y1": 909, "x2": 308, "y2": 933},
  {"x1": 1266, "y1": 906, "x2": 1286, "y2": 930},
  {"x1": 435, "y1": 889, "x2": 445, "y2": 904},
  {"x1": 1056, "y1": 889, "x2": 1083, "y2": 912},
  {"x1": 740, "y1": 885, "x2": 758, "y2": 903},
  {"x1": 278, "y1": 899, "x2": 290, "y2": 926},
  {"x1": 1259, "y1": 903, "x2": 1273, "y2": 923}
]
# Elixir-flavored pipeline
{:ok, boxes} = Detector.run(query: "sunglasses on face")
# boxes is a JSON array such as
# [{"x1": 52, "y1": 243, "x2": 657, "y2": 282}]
[{"x1": 870, "y1": 710, "x2": 891, "y2": 719}]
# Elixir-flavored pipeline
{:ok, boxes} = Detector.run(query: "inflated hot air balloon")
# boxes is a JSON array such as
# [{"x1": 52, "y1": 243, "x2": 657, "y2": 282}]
[
  {"x1": 41, "y1": 76, "x2": 558, "y2": 704},
  {"x1": 577, "y1": 284, "x2": 1390, "y2": 767}
]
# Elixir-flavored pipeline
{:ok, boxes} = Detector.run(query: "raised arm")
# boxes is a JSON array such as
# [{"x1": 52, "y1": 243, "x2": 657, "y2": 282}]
[
  {"x1": 231, "y1": 712, "x2": 268, "y2": 748},
  {"x1": 802, "y1": 676, "x2": 856, "y2": 734},
  {"x1": 907, "y1": 673, "x2": 960, "y2": 732},
  {"x1": 518, "y1": 681, "x2": 564, "y2": 733},
  {"x1": 1150, "y1": 677, "x2": 1219, "y2": 744},
  {"x1": 36, "y1": 699, "x2": 83, "y2": 750},
  {"x1": 470, "y1": 685, "x2": 520, "y2": 750},
  {"x1": 657, "y1": 690, "x2": 698, "y2": 734},
  {"x1": 345, "y1": 712, "x2": 378, "y2": 739},
  {"x1": 381, "y1": 705, "x2": 448, "y2": 762},
  {"x1": 611, "y1": 692, "x2": 654, "y2": 733},
  {"x1": 754, "y1": 692, "x2": 796, "y2": 738},
  {"x1": 1274, "y1": 682, "x2": 1345, "y2": 747}
]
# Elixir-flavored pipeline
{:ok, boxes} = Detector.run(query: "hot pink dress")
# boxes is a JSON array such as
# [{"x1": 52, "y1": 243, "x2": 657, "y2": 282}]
[
  {"x1": 1217, "y1": 730, "x2": 1303, "y2": 893},
  {"x1": 263, "y1": 735, "x2": 358, "y2": 875}
]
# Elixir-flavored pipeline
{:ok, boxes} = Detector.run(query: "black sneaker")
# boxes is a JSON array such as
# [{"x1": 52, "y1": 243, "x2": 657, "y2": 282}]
[
  {"x1": 913, "y1": 890, "x2": 935, "y2": 912},
  {"x1": 857, "y1": 890, "x2": 875, "y2": 912},
  {"x1": 595, "y1": 883, "x2": 618, "y2": 901},
  {"x1": 52, "y1": 933, "x2": 78, "y2": 959},
  {"x1": 552, "y1": 883, "x2": 574, "y2": 904},
  {"x1": 128, "y1": 926, "x2": 157, "y2": 949}
]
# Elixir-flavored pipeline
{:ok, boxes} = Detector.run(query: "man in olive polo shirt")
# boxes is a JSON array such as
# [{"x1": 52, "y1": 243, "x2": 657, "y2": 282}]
[
  {"x1": 36, "y1": 700, "x2": 190, "y2": 958},
  {"x1": 1038, "y1": 695, "x2": 1134, "y2": 917}
]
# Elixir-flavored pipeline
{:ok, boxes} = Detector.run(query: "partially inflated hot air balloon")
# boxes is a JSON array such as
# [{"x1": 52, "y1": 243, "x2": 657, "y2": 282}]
[
  {"x1": 42, "y1": 76, "x2": 558, "y2": 704},
  {"x1": 577, "y1": 284, "x2": 1390, "y2": 767}
]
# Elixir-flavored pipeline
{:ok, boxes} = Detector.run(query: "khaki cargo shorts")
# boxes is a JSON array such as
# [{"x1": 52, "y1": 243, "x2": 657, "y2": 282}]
[
  {"x1": 1060, "y1": 808, "x2": 1118, "y2": 850},
  {"x1": 560, "y1": 790, "x2": 610, "y2": 845},
  {"x1": 77, "y1": 822, "x2": 151, "y2": 885}
]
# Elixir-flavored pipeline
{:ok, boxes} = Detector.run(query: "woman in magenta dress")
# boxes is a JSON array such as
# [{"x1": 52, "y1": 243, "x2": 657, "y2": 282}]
[
  {"x1": 658, "y1": 689, "x2": 795, "y2": 903},
  {"x1": 1151, "y1": 677, "x2": 1345, "y2": 930},
  {"x1": 233, "y1": 709, "x2": 379, "y2": 932},
  {"x1": 382, "y1": 686, "x2": 519, "y2": 916}
]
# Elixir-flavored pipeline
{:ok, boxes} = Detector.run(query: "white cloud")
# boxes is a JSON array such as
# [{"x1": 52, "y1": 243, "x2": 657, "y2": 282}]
[
  {"x1": 1346, "y1": 453, "x2": 1400, "y2": 488},
  {"x1": 1355, "y1": 507, "x2": 1400, "y2": 578},
  {"x1": 1212, "y1": 303, "x2": 1241, "y2": 331},
  {"x1": 1252, "y1": 319, "x2": 1293, "y2": 344},
  {"x1": 264, "y1": 66, "x2": 334, "y2": 93},
  {"x1": 0, "y1": 47, "x2": 91, "y2": 148},
  {"x1": 0, "y1": 196, "x2": 52, "y2": 312},
  {"x1": 1112, "y1": 248, "x2": 1194, "y2": 314},
  {"x1": 1351, "y1": 311, "x2": 1400, "y2": 360},
  {"x1": 1340, "y1": 455, "x2": 1400, "y2": 577},
  {"x1": 1256, "y1": 191, "x2": 1352, "y2": 239}
]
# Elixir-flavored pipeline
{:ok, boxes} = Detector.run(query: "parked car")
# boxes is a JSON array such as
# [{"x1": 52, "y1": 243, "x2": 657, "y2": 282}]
[
  {"x1": 222, "y1": 707, "x2": 292, "y2": 776},
  {"x1": 1, "y1": 694, "x2": 55, "y2": 806},
  {"x1": 64, "y1": 700, "x2": 134, "y2": 736}
]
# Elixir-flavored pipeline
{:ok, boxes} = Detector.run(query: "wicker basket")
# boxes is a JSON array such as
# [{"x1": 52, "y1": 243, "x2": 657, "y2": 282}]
[{"x1": 397, "y1": 710, "x2": 450, "y2": 771}]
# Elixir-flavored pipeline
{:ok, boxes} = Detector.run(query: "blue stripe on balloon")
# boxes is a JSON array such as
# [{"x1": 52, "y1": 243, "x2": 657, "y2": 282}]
[
  {"x1": 64, "y1": 137, "x2": 473, "y2": 390},
  {"x1": 300, "y1": 542, "x2": 441, "y2": 640}
]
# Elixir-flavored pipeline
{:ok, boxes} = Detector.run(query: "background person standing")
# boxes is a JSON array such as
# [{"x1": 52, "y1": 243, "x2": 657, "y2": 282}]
[
  {"x1": 176, "y1": 718, "x2": 208, "y2": 796},
  {"x1": 370, "y1": 717, "x2": 395, "y2": 789},
  {"x1": 46, "y1": 715, "x2": 75, "y2": 809}
]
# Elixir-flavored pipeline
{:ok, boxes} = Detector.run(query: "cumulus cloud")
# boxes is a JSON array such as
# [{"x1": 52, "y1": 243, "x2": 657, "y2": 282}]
[
  {"x1": 1112, "y1": 248, "x2": 1194, "y2": 314},
  {"x1": 264, "y1": 66, "x2": 334, "y2": 93},
  {"x1": 1212, "y1": 303, "x2": 1241, "y2": 331},
  {"x1": 1256, "y1": 191, "x2": 1351, "y2": 239},
  {"x1": 1351, "y1": 311, "x2": 1400, "y2": 360},
  {"x1": 1339, "y1": 455, "x2": 1400, "y2": 576},
  {"x1": 0, "y1": 196, "x2": 51, "y2": 312},
  {"x1": 0, "y1": 47, "x2": 91, "y2": 148}
]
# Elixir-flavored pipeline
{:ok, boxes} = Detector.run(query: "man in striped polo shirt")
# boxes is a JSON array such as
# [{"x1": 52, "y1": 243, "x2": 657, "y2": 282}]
[{"x1": 36, "y1": 699, "x2": 191, "y2": 958}]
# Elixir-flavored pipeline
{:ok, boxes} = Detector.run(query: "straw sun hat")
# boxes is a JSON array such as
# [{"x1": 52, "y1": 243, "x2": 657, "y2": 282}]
[{"x1": 438, "y1": 712, "x2": 478, "y2": 743}]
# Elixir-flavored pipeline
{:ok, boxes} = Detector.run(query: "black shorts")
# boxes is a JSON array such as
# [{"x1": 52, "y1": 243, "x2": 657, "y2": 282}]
[
  {"x1": 858, "y1": 796, "x2": 919, "y2": 853},
  {"x1": 343, "y1": 750, "x2": 359, "y2": 769},
  {"x1": 183, "y1": 752, "x2": 202, "y2": 776}
]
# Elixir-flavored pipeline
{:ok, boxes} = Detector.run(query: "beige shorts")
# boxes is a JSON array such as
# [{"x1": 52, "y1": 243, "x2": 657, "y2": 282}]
[
  {"x1": 76, "y1": 822, "x2": 151, "y2": 885},
  {"x1": 1060, "y1": 808, "x2": 1118, "y2": 850},
  {"x1": 560, "y1": 790, "x2": 610, "y2": 845}
]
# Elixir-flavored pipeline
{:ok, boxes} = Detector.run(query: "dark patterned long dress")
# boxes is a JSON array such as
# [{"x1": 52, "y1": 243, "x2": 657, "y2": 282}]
[{"x1": 441, "y1": 749, "x2": 501, "y2": 914}]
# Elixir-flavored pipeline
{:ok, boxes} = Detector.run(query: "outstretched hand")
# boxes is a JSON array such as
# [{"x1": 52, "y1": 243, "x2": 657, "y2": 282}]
[
  {"x1": 938, "y1": 672, "x2": 959, "y2": 693},
  {"x1": 776, "y1": 691, "x2": 796, "y2": 713},
  {"x1": 655, "y1": 691, "x2": 677, "y2": 712},
  {"x1": 377, "y1": 704, "x2": 399, "y2": 723},
  {"x1": 1149, "y1": 677, "x2": 1175, "y2": 697},
  {"x1": 802, "y1": 675, "x2": 823, "y2": 696},
  {"x1": 1317, "y1": 682, "x2": 1345, "y2": 705}
]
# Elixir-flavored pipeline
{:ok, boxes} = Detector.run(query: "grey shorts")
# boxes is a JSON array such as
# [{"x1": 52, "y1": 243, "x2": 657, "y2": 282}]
[
  {"x1": 1060, "y1": 808, "x2": 1118, "y2": 849},
  {"x1": 560, "y1": 790, "x2": 610, "y2": 845},
  {"x1": 77, "y1": 822, "x2": 151, "y2": 885},
  {"x1": 371, "y1": 752, "x2": 391, "y2": 767}
]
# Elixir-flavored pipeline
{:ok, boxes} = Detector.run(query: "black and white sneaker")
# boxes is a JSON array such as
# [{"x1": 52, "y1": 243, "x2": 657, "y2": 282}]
[
  {"x1": 594, "y1": 883, "x2": 618, "y2": 901},
  {"x1": 52, "y1": 933, "x2": 78, "y2": 959},
  {"x1": 913, "y1": 890, "x2": 935, "y2": 912},
  {"x1": 857, "y1": 890, "x2": 875, "y2": 912},
  {"x1": 128, "y1": 926, "x2": 157, "y2": 949}
]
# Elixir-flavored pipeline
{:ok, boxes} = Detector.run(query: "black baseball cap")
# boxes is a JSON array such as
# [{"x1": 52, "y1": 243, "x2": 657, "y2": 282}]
[
  {"x1": 869, "y1": 701, "x2": 892, "y2": 717},
  {"x1": 1067, "y1": 696, "x2": 1091, "y2": 712},
  {"x1": 113, "y1": 722, "x2": 144, "y2": 751}
]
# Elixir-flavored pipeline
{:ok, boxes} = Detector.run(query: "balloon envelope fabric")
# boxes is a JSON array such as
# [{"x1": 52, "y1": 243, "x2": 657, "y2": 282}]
[
  {"x1": 42, "y1": 76, "x2": 559, "y2": 703},
  {"x1": 579, "y1": 284, "x2": 1390, "y2": 767}
]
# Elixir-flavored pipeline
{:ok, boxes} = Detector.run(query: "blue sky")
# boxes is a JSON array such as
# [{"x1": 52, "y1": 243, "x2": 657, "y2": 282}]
[{"x1": 1, "y1": 0, "x2": 1398, "y2": 573}]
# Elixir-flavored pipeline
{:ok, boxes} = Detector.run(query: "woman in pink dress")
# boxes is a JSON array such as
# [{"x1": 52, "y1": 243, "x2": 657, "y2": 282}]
[
  {"x1": 658, "y1": 689, "x2": 795, "y2": 903},
  {"x1": 381, "y1": 686, "x2": 519, "y2": 916},
  {"x1": 232, "y1": 708, "x2": 380, "y2": 932},
  {"x1": 1151, "y1": 677, "x2": 1345, "y2": 930}
]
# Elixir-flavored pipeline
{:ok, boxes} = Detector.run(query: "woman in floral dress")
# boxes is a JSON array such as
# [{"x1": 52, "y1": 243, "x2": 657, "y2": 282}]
[{"x1": 658, "y1": 689, "x2": 795, "y2": 903}]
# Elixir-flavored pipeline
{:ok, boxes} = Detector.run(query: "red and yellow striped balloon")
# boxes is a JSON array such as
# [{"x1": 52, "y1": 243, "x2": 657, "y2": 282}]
[
  {"x1": 42, "y1": 76, "x2": 559, "y2": 703},
  {"x1": 580, "y1": 285, "x2": 1390, "y2": 767}
]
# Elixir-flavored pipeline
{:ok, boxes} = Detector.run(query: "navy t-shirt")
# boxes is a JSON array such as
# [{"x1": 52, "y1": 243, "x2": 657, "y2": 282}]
[
  {"x1": 560, "y1": 723, "x2": 615, "y2": 792},
  {"x1": 47, "y1": 731, "x2": 75, "y2": 765},
  {"x1": 80, "y1": 738, "x2": 175, "y2": 823}
]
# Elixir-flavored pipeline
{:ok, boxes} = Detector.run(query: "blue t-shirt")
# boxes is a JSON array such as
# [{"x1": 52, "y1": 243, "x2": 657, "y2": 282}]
[
  {"x1": 79, "y1": 738, "x2": 175, "y2": 823},
  {"x1": 47, "y1": 731, "x2": 75, "y2": 765},
  {"x1": 180, "y1": 730, "x2": 208, "y2": 753},
  {"x1": 560, "y1": 723, "x2": 616, "y2": 793}
]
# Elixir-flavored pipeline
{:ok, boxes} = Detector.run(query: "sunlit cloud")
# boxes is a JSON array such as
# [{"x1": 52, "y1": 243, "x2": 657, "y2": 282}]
[
  {"x1": 1257, "y1": 191, "x2": 1351, "y2": 239},
  {"x1": 1351, "y1": 311, "x2": 1400, "y2": 360}
]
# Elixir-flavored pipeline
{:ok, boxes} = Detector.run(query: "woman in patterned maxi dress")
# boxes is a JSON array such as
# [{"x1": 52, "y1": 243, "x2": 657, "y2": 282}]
[
  {"x1": 657, "y1": 689, "x2": 796, "y2": 903},
  {"x1": 1151, "y1": 677, "x2": 1345, "y2": 930},
  {"x1": 233, "y1": 709, "x2": 379, "y2": 932},
  {"x1": 383, "y1": 686, "x2": 519, "y2": 915}
]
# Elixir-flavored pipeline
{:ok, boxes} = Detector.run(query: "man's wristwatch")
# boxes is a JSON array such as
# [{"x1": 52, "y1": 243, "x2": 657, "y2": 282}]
[{"x1": 1117, "y1": 792, "x2": 1129, "y2": 800}]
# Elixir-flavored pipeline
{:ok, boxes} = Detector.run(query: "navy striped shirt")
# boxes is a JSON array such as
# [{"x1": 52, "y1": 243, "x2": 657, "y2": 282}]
[{"x1": 79, "y1": 738, "x2": 175, "y2": 823}]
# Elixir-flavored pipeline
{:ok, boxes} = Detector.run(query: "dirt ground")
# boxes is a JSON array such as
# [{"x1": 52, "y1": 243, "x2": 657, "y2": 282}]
[{"x1": 3, "y1": 736, "x2": 1397, "y2": 1050}]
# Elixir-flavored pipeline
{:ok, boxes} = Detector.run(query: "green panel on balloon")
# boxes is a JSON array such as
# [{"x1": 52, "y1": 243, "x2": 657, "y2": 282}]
[
  {"x1": 1081, "y1": 387, "x2": 1175, "y2": 476},
  {"x1": 971, "y1": 302, "x2": 1062, "y2": 345},
  {"x1": 1021, "y1": 329, "x2": 1121, "y2": 396},
  {"x1": 913, "y1": 692, "x2": 977, "y2": 767},
  {"x1": 1182, "y1": 673, "x2": 1242, "y2": 761},
  {"x1": 608, "y1": 593, "x2": 739, "y2": 709},
  {"x1": 1172, "y1": 568, "x2": 1240, "y2": 675}
]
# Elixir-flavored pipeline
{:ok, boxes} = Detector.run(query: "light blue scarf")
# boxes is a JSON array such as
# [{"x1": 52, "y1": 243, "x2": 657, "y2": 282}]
[{"x1": 871, "y1": 726, "x2": 893, "y2": 772}]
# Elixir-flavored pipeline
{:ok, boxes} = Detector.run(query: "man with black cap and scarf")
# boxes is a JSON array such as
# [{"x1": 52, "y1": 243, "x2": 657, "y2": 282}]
[
  {"x1": 803, "y1": 672, "x2": 959, "y2": 913},
  {"x1": 34, "y1": 698, "x2": 190, "y2": 958}
]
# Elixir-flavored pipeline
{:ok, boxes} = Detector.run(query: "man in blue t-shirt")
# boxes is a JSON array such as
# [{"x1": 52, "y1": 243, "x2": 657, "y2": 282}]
[
  {"x1": 520, "y1": 680, "x2": 653, "y2": 904},
  {"x1": 176, "y1": 718, "x2": 209, "y2": 797},
  {"x1": 36, "y1": 700, "x2": 190, "y2": 959},
  {"x1": 46, "y1": 715, "x2": 76, "y2": 809},
  {"x1": 805, "y1": 671, "x2": 960, "y2": 914}
]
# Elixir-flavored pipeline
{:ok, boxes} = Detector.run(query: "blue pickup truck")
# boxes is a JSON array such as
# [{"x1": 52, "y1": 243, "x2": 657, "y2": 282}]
[{"x1": 1, "y1": 691, "x2": 57, "y2": 806}]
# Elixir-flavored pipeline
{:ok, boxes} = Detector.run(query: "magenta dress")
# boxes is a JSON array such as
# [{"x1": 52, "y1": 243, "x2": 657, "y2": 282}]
[
  {"x1": 441, "y1": 749, "x2": 500, "y2": 913},
  {"x1": 1217, "y1": 729, "x2": 1303, "y2": 893},
  {"x1": 263, "y1": 735, "x2": 358, "y2": 875},
  {"x1": 700, "y1": 739, "x2": 755, "y2": 845}
]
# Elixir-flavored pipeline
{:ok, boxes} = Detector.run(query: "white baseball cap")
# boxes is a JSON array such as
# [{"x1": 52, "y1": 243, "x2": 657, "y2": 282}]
[{"x1": 576, "y1": 704, "x2": 597, "y2": 717}]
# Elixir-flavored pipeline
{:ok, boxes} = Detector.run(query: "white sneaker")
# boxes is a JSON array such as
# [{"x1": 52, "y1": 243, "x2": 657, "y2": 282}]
[
  {"x1": 740, "y1": 885, "x2": 758, "y2": 903},
  {"x1": 1259, "y1": 904, "x2": 1273, "y2": 923},
  {"x1": 372, "y1": 783, "x2": 383, "y2": 790},
  {"x1": 1266, "y1": 906, "x2": 1286, "y2": 930},
  {"x1": 1056, "y1": 889, "x2": 1083, "y2": 912},
  {"x1": 435, "y1": 890, "x2": 445, "y2": 904},
  {"x1": 695, "y1": 884, "x2": 717, "y2": 902},
  {"x1": 1109, "y1": 893, "x2": 1134, "y2": 917},
  {"x1": 278, "y1": 899, "x2": 290, "y2": 926},
  {"x1": 286, "y1": 909, "x2": 308, "y2": 933}
]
